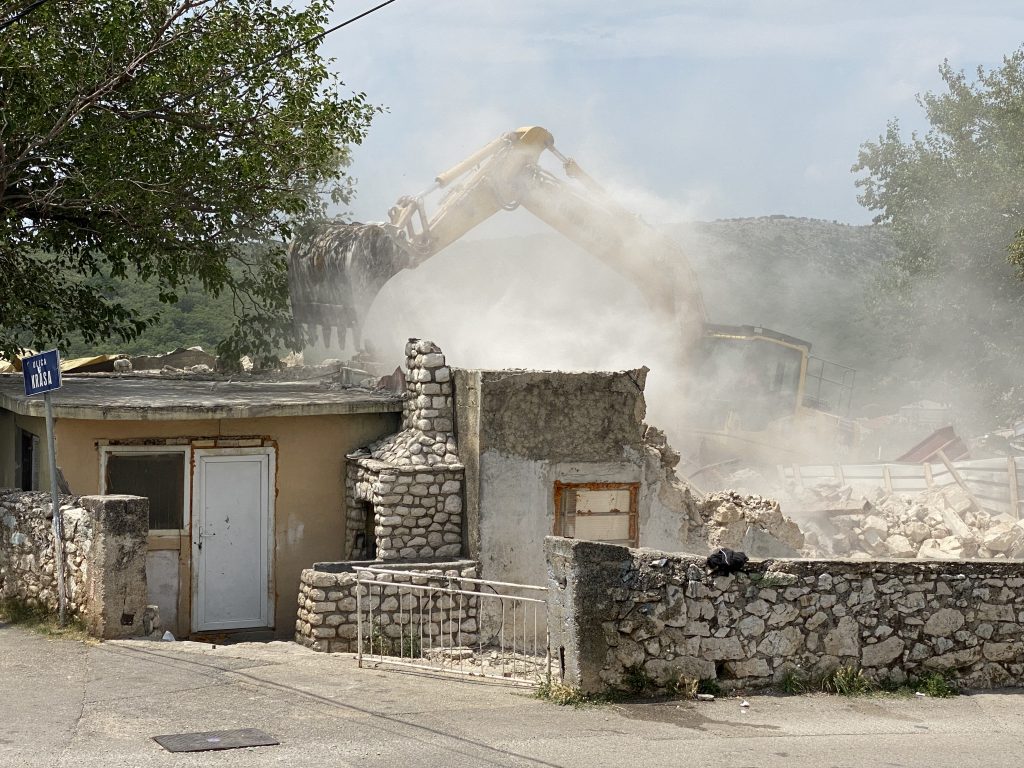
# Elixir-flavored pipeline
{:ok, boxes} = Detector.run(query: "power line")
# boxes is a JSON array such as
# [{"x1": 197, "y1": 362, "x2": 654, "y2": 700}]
[
  {"x1": 253, "y1": 0, "x2": 402, "y2": 71},
  {"x1": 0, "y1": 0, "x2": 50, "y2": 32}
]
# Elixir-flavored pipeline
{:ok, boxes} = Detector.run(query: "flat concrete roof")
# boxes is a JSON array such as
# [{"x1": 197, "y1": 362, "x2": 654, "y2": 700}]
[{"x1": 0, "y1": 374, "x2": 403, "y2": 421}]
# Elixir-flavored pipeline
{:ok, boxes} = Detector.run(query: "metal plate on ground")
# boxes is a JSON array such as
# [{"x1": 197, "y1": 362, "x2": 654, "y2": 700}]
[{"x1": 152, "y1": 728, "x2": 279, "y2": 753}]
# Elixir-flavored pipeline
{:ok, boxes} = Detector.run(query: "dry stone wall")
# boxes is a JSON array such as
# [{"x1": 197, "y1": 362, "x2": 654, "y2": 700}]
[
  {"x1": 0, "y1": 490, "x2": 149, "y2": 638},
  {"x1": 547, "y1": 537, "x2": 1024, "y2": 694},
  {"x1": 295, "y1": 560, "x2": 479, "y2": 653},
  {"x1": 0, "y1": 491, "x2": 91, "y2": 615}
]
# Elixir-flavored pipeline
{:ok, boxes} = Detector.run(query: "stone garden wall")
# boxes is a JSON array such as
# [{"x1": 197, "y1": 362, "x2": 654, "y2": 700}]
[
  {"x1": 295, "y1": 560, "x2": 479, "y2": 653},
  {"x1": 547, "y1": 536, "x2": 1024, "y2": 693},
  {"x1": 0, "y1": 491, "x2": 90, "y2": 615},
  {"x1": 0, "y1": 490, "x2": 150, "y2": 638}
]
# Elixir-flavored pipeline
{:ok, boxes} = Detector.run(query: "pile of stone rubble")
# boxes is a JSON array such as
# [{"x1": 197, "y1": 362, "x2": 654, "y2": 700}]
[
  {"x1": 794, "y1": 482, "x2": 1024, "y2": 560},
  {"x1": 698, "y1": 491, "x2": 805, "y2": 558}
]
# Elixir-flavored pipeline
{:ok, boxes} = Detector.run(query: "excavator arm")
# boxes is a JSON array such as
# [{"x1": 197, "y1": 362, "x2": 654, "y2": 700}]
[{"x1": 288, "y1": 126, "x2": 707, "y2": 353}]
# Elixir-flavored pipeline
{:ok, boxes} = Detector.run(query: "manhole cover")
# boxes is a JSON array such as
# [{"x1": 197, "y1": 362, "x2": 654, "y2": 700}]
[{"x1": 152, "y1": 728, "x2": 279, "y2": 753}]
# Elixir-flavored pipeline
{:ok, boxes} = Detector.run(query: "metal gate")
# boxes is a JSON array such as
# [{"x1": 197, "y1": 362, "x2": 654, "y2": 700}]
[{"x1": 355, "y1": 566, "x2": 551, "y2": 687}]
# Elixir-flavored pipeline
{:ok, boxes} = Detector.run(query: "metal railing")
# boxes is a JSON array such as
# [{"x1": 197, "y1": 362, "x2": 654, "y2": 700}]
[{"x1": 355, "y1": 566, "x2": 551, "y2": 687}]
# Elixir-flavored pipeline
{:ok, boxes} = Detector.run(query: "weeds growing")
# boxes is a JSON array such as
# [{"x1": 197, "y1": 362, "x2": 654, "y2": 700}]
[{"x1": 0, "y1": 599, "x2": 90, "y2": 641}]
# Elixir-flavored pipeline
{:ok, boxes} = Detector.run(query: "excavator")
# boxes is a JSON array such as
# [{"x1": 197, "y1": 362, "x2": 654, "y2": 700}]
[{"x1": 288, "y1": 126, "x2": 859, "y2": 465}]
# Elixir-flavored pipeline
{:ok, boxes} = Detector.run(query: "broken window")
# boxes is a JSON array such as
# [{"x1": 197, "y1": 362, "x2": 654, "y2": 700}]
[
  {"x1": 103, "y1": 450, "x2": 187, "y2": 531},
  {"x1": 554, "y1": 482, "x2": 638, "y2": 547}
]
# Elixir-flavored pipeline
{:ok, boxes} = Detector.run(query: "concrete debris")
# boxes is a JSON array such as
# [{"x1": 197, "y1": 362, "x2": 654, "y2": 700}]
[
  {"x1": 699, "y1": 491, "x2": 805, "y2": 557},
  {"x1": 797, "y1": 483, "x2": 1024, "y2": 560}
]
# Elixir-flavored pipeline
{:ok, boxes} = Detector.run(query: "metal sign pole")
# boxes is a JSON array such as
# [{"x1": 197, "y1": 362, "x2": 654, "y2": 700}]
[{"x1": 44, "y1": 390, "x2": 67, "y2": 626}]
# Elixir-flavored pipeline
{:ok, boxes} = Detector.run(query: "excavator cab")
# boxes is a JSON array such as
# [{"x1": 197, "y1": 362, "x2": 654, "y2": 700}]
[{"x1": 699, "y1": 325, "x2": 809, "y2": 432}]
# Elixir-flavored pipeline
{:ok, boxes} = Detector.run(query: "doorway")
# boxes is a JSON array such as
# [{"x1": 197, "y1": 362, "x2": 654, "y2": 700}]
[{"x1": 191, "y1": 449, "x2": 275, "y2": 632}]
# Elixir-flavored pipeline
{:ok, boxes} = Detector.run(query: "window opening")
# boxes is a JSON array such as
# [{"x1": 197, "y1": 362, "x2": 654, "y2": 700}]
[
  {"x1": 554, "y1": 482, "x2": 639, "y2": 547},
  {"x1": 103, "y1": 451, "x2": 186, "y2": 531}
]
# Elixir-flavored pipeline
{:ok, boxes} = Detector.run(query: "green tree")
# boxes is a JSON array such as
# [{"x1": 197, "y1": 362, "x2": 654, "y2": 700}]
[
  {"x1": 0, "y1": 0, "x2": 377, "y2": 367},
  {"x1": 853, "y1": 49, "x2": 1024, "y2": 428}
]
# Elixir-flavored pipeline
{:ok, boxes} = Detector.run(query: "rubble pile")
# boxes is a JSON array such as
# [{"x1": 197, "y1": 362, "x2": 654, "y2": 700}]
[
  {"x1": 797, "y1": 482, "x2": 1024, "y2": 560},
  {"x1": 699, "y1": 491, "x2": 805, "y2": 557}
]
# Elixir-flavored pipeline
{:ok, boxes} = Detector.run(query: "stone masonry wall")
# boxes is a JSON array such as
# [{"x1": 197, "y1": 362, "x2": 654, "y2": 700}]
[
  {"x1": 547, "y1": 537, "x2": 1024, "y2": 694},
  {"x1": 346, "y1": 463, "x2": 463, "y2": 560},
  {"x1": 0, "y1": 491, "x2": 91, "y2": 616},
  {"x1": 0, "y1": 490, "x2": 150, "y2": 638},
  {"x1": 295, "y1": 561, "x2": 479, "y2": 653},
  {"x1": 345, "y1": 339, "x2": 464, "y2": 561}
]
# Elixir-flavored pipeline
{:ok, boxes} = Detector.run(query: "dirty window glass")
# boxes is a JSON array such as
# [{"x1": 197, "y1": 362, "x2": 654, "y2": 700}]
[{"x1": 105, "y1": 453, "x2": 185, "y2": 531}]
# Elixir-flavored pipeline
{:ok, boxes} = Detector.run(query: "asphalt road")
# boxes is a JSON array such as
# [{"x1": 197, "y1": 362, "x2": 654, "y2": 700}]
[{"x1": 2, "y1": 621, "x2": 1022, "y2": 767}]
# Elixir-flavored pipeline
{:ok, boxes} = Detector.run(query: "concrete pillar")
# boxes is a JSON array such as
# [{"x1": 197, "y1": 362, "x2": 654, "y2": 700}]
[
  {"x1": 545, "y1": 536, "x2": 630, "y2": 694},
  {"x1": 81, "y1": 495, "x2": 149, "y2": 639}
]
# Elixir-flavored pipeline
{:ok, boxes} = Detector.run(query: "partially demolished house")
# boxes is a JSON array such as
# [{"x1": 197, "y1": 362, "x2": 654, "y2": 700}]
[
  {"x1": 2, "y1": 339, "x2": 808, "y2": 644},
  {"x1": 0, "y1": 371, "x2": 401, "y2": 638}
]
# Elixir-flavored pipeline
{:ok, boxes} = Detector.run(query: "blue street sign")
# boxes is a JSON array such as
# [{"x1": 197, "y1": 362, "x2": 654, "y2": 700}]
[{"x1": 22, "y1": 350, "x2": 62, "y2": 396}]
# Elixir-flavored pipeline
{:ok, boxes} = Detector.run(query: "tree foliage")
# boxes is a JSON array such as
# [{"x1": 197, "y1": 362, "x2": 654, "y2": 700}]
[
  {"x1": 0, "y1": 0, "x2": 378, "y2": 367},
  {"x1": 853, "y1": 49, "x2": 1024, "y2": 427}
]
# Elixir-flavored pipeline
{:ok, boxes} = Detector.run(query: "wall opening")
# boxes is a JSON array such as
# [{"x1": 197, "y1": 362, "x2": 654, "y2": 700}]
[
  {"x1": 352, "y1": 501, "x2": 377, "y2": 560},
  {"x1": 104, "y1": 451, "x2": 186, "y2": 531},
  {"x1": 553, "y1": 482, "x2": 639, "y2": 547}
]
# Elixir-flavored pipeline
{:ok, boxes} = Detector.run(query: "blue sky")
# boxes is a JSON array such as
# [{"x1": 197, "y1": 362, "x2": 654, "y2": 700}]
[{"x1": 321, "y1": 1, "x2": 1024, "y2": 229}]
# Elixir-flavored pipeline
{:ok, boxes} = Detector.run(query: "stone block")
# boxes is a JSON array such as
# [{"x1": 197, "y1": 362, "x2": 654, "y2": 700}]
[
  {"x1": 923, "y1": 608, "x2": 965, "y2": 636},
  {"x1": 982, "y1": 641, "x2": 1023, "y2": 661},
  {"x1": 644, "y1": 656, "x2": 715, "y2": 684},
  {"x1": 758, "y1": 626, "x2": 802, "y2": 657},
  {"x1": 861, "y1": 636, "x2": 905, "y2": 667},
  {"x1": 977, "y1": 603, "x2": 1014, "y2": 622},
  {"x1": 725, "y1": 658, "x2": 770, "y2": 678},
  {"x1": 823, "y1": 616, "x2": 860, "y2": 657},
  {"x1": 700, "y1": 636, "x2": 744, "y2": 660}
]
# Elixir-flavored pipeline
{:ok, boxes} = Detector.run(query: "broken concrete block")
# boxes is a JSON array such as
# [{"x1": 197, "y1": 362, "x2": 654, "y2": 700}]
[
  {"x1": 885, "y1": 534, "x2": 917, "y2": 558},
  {"x1": 983, "y1": 522, "x2": 1023, "y2": 553},
  {"x1": 940, "y1": 507, "x2": 974, "y2": 539},
  {"x1": 917, "y1": 540, "x2": 959, "y2": 560}
]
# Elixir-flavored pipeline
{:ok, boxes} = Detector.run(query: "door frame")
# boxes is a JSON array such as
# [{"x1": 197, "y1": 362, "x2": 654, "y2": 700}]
[
  {"x1": 190, "y1": 447, "x2": 276, "y2": 632},
  {"x1": 99, "y1": 443, "x2": 192, "y2": 637}
]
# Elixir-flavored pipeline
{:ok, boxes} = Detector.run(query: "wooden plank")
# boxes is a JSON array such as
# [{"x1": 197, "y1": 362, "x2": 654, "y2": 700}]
[
  {"x1": 1009, "y1": 456, "x2": 1020, "y2": 521},
  {"x1": 147, "y1": 534, "x2": 181, "y2": 551},
  {"x1": 882, "y1": 465, "x2": 893, "y2": 494},
  {"x1": 178, "y1": 532, "x2": 190, "y2": 638},
  {"x1": 936, "y1": 449, "x2": 985, "y2": 510}
]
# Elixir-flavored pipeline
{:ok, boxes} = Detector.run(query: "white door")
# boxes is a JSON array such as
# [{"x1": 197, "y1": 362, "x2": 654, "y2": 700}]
[{"x1": 192, "y1": 450, "x2": 274, "y2": 632}]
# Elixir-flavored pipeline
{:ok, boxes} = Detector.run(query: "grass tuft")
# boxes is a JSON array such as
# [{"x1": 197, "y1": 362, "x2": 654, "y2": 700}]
[
  {"x1": 916, "y1": 672, "x2": 958, "y2": 698},
  {"x1": 820, "y1": 666, "x2": 877, "y2": 696},
  {"x1": 535, "y1": 681, "x2": 599, "y2": 706},
  {"x1": 0, "y1": 598, "x2": 90, "y2": 641}
]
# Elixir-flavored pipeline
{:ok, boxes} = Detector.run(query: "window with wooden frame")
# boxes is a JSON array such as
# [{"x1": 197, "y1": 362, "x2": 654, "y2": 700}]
[
  {"x1": 554, "y1": 482, "x2": 639, "y2": 547},
  {"x1": 99, "y1": 445, "x2": 190, "y2": 533}
]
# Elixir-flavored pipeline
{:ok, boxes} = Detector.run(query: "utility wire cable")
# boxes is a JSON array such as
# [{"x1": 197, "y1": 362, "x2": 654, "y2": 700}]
[
  {"x1": 0, "y1": 0, "x2": 50, "y2": 32},
  {"x1": 253, "y1": 0, "x2": 401, "y2": 71}
]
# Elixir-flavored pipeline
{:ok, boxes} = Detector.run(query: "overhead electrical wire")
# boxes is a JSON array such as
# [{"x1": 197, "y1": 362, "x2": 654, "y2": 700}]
[{"x1": 0, "y1": 0, "x2": 51, "y2": 32}]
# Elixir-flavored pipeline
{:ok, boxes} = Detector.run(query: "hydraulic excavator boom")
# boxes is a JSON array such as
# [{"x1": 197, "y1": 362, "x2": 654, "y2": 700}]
[{"x1": 289, "y1": 126, "x2": 706, "y2": 353}]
